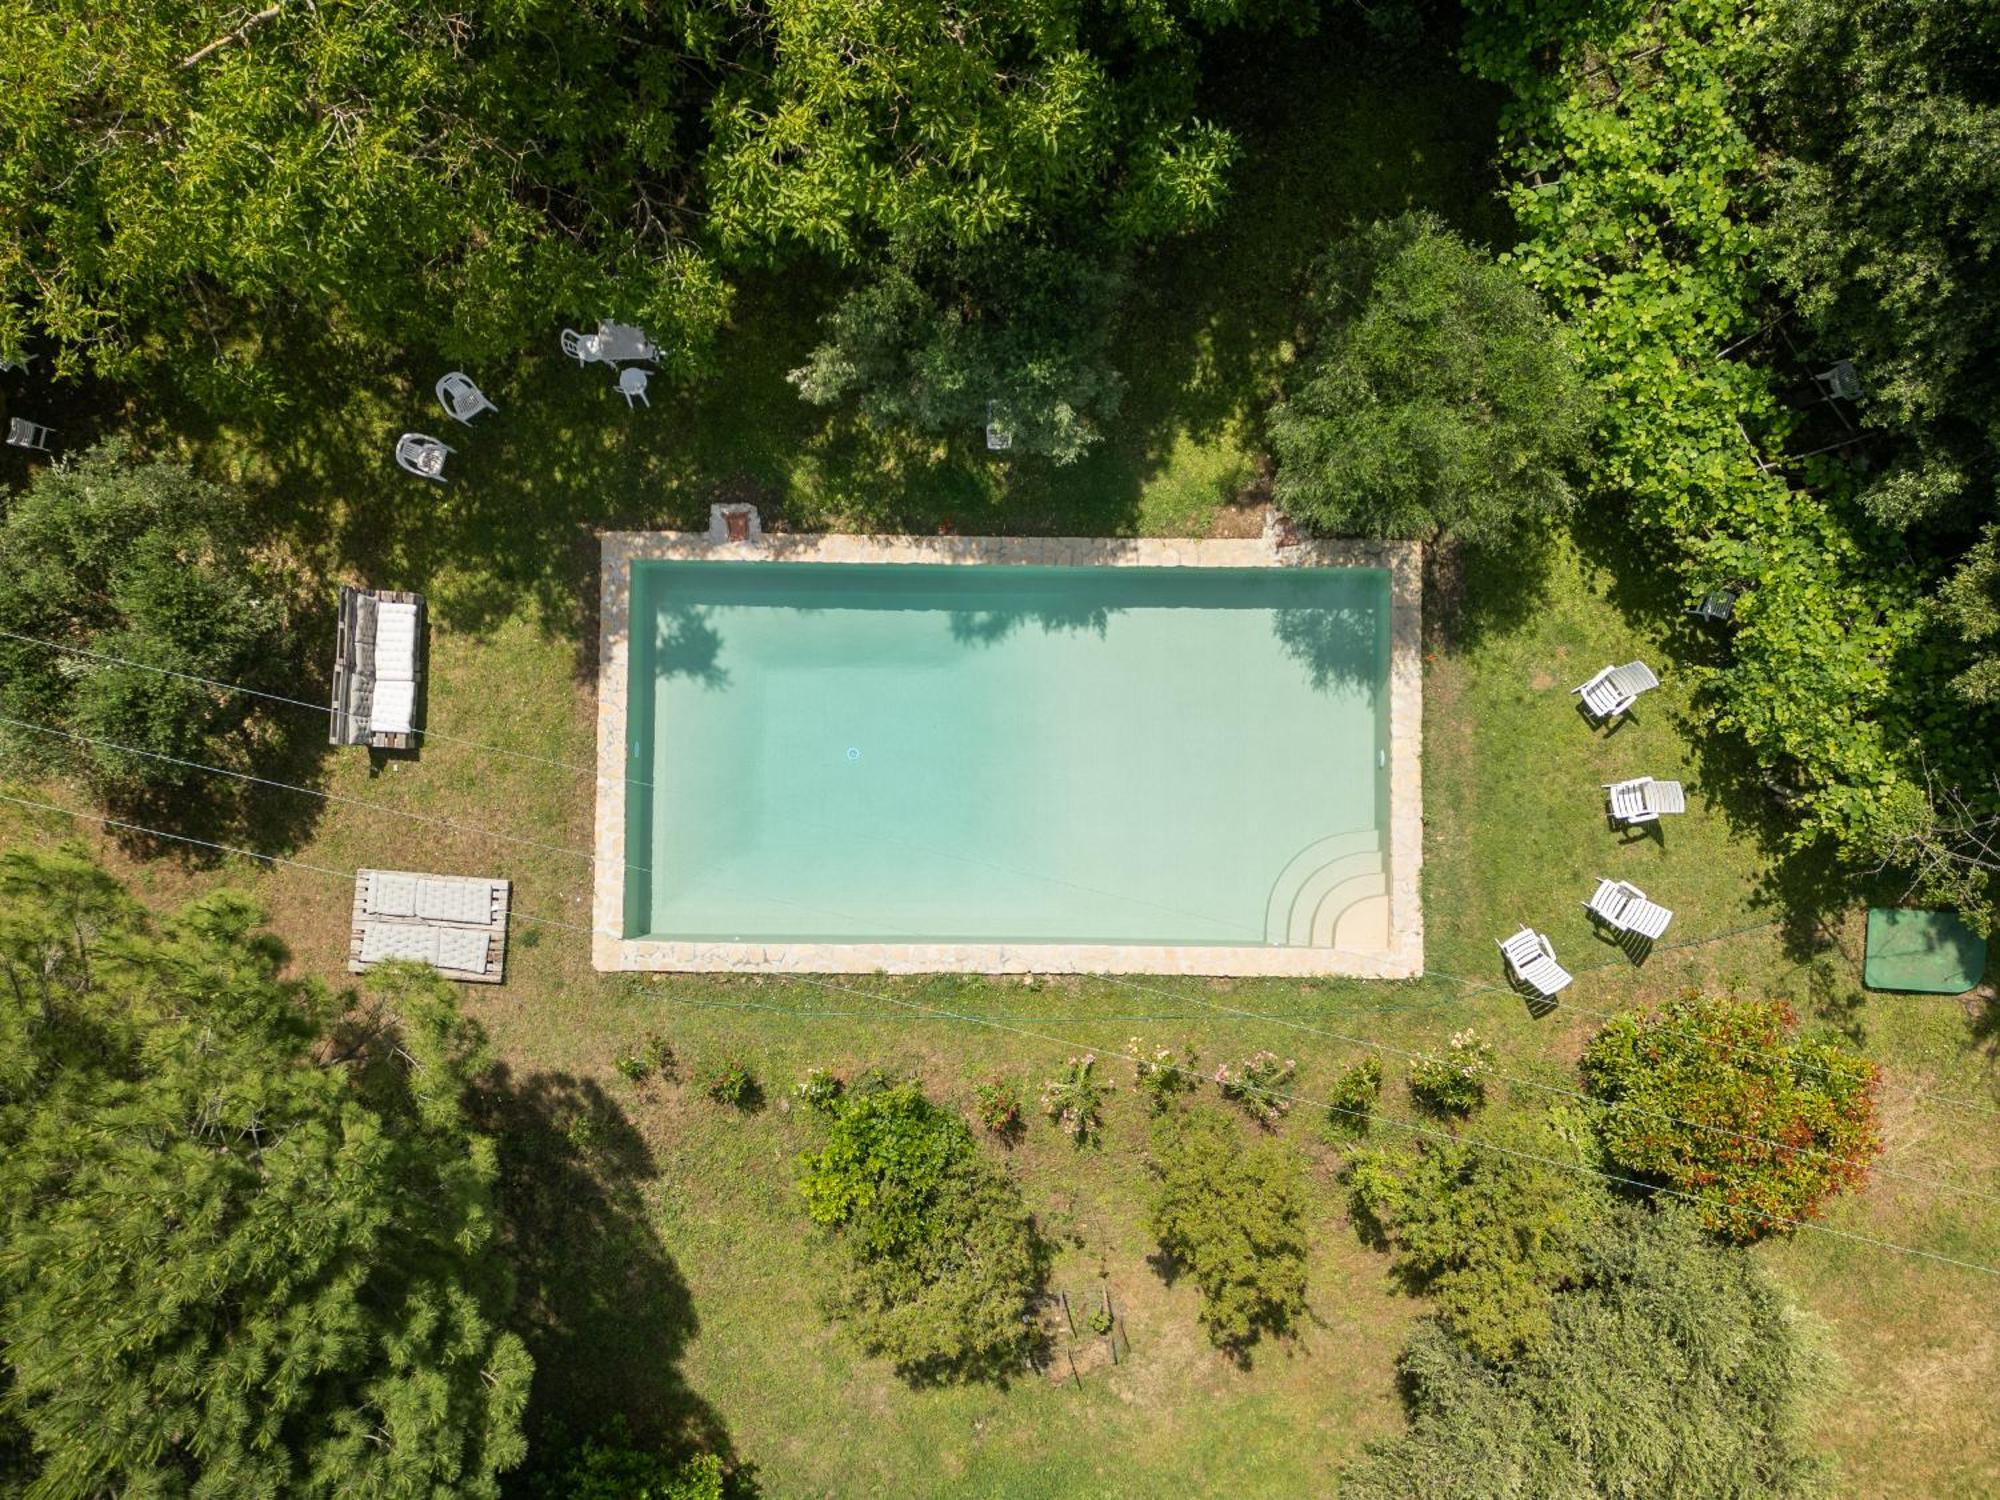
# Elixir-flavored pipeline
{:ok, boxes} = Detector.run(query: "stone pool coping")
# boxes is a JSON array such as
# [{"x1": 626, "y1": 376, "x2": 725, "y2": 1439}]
[{"x1": 593, "y1": 524, "x2": 1423, "y2": 978}]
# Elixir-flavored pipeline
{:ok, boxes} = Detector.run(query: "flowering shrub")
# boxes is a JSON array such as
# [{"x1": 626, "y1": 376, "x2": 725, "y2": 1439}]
[
  {"x1": 1214, "y1": 1051, "x2": 1297, "y2": 1127},
  {"x1": 794, "y1": 1067, "x2": 846, "y2": 1116},
  {"x1": 1040, "y1": 1054, "x2": 1108, "y2": 1146},
  {"x1": 1125, "y1": 1037, "x2": 1199, "y2": 1113},
  {"x1": 1581, "y1": 994, "x2": 1880, "y2": 1242},
  {"x1": 1408, "y1": 1031, "x2": 1493, "y2": 1118},
  {"x1": 971, "y1": 1074, "x2": 1026, "y2": 1139},
  {"x1": 1324, "y1": 1056, "x2": 1384, "y2": 1138}
]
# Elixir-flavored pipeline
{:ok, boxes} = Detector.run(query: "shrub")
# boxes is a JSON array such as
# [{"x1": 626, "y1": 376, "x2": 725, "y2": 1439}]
[
  {"x1": 790, "y1": 245, "x2": 1129, "y2": 464},
  {"x1": 533, "y1": 1418, "x2": 725, "y2": 1500},
  {"x1": 1580, "y1": 995, "x2": 1880, "y2": 1241},
  {"x1": 1345, "y1": 1137, "x2": 1605, "y2": 1361},
  {"x1": 0, "y1": 441, "x2": 297, "y2": 810},
  {"x1": 1324, "y1": 1056, "x2": 1384, "y2": 1138},
  {"x1": 798, "y1": 1084, "x2": 1044, "y2": 1381},
  {"x1": 1407, "y1": 1030, "x2": 1493, "y2": 1117},
  {"x1": 613, "y1": 1033, "x2": 675, "y2": 1087},
  {"x1": 1147, "y1": 1106, "x2": 1309, "y2": 1355},
  {"x1": 1125, "y1": 1037, "x2": 1199, "y2": 1113},
  {"x1": 1040, "y1": 1054, "x2": 1108, "y2": 1146},
  {"x1": 794, "y1": 1067, "x2": 846, "y2": 1116},
  {"x1": 970, "y1": 1074, "x2": 1026, "y2": 1139},
  {"x1": 1341, "y1": 1205, "x2": 1835, "y2": 1499},
  {"x1": 612, "y1": 1050, "x2": 652, "y2": 1085},
  {"x1": 698, "y1": 1059, "x2": 760, "y2": 1110},
  {"x1": 1269, "y1": 212, "x2": 1594, "y2": 544},
  {"x1": 1214, "y1": 1050, "x2": 1297, "y2": 1127},
  {"x1": 642, "y1": 1032, "x2": 678, "y2": 1080}
]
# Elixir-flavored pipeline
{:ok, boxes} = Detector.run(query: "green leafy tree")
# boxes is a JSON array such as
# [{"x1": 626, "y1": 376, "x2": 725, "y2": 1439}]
[
  {"x1": 798, "y1": 1083, "x2": 1044, "y2": 1381},
  {"x1": 1581, "y1": 995, "x2": 1880, "y2": 1242},
  {"x1": 1346, "y1": 1136, "x2": 1606, "y2": 1362},
  {"x1": 1270, "y1": 213, "x2": 1595, "y2": 542},
  {"x1": 1342, "y1": 1206, "x2": 1835, "y2": 1498},
  {"x1": 0, "y1": 844, "x2": 531, "y2": 1496},
  {"x1": 0, "y1": 441, "x2": 298, "y2": 809},
  {"x1": 0, "y1": 0, "x2": 731, "y2": 392},
  {"x1": 1462, "y1": 0, "x2": 1986, "y2": 914},
  {"x1": 704, "y1": 0, "x2": 1279, "y2": 263},
  {"x1": 1764, "y1": 0, "x2": 2000, "y2": 529},
  {"x1": 1147, "y1": 1105, "x2": 1308, "y2": 1355},
  {"x1": 790, "y1": 244, "x2": 1129, "y2": 462}
]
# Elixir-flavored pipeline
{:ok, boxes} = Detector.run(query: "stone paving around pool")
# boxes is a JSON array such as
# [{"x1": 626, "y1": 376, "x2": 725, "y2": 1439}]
[{"x1": 593, "y1": 512, "x2": 1423, "y2": 978}]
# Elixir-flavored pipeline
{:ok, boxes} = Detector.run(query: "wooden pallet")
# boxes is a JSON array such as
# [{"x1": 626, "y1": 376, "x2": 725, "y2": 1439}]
[{"x1": 348, "y1": 869, "x2": 510, "y2": 984}]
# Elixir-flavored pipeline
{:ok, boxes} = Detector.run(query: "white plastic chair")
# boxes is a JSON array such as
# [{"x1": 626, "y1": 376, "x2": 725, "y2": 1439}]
[
  {"x1": 1497, "y1": 927, "x2": 1574, "y2": 997},
  {"x1": 1583, "y1": 878, "x2": 1674, "y2": 940},
  {"x1": 394, "y1": 433, "x2": 453, "y2": 483},
  {"x1": 561, "y1": 328, "x2": 609, "y2": 366},
  {"x1": 986, "y1": 399, "x2": 1013, "y2": 451},
  {"x1": 1605, "y1": 777, "x2": 1687, "y2": 826},
  {"x1": 618, "y1": 366, "x2": 650, "y2": 409},
  {"x1": 5, "y1": 417, "x2": 52, "y2": 451},
  {"x1": 1573, "y1": 660, "x2": 1660, "y2": 722},
  {"x1": 435, "y1": 372, "x2": 497, "y2": 425}
]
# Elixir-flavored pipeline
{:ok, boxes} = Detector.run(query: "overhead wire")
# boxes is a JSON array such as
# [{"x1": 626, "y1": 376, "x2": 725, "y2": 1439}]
[
  {"x1": 0, "y1": 789, "x2": 613, "y2": 939},
  {"x1": 0, "y1": 625, "x2": 638, "y2": 784},
  {"x1": 778, "y1": 971, "x2": 2000, "y2": 1280}
]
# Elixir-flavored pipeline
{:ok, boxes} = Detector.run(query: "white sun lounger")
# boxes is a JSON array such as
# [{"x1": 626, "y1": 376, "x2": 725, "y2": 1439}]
[
  {"x1": 1604, "y1": 777, "x2": 1687, "y2": 826},
  {"x1": 1498, "y1": 926, "x2": 1574, "y2": 997},
  {"x1": 1573, "y1": 660, "x2": 1660, "y2": 722},
  {"x1": 1583, "y1": 878, "x2": 1674, "y2": 940}
]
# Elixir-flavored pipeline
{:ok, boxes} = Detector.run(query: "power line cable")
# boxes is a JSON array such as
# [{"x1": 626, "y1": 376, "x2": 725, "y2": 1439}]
[
  {"x1": 0, "y1": 789, "x2": 612, "y2": 939},
  {"x1": 7, "y1": 629, "x2": 1995, "y2": 1120},
  {"x1": 777, "y1": 971, "x2": 2000, "y2": 1280},
  {"x1": 1095, "y1": 970, "x2": 2000, "y2": 1209},
  {"x1": 0, "y1": 626, "x2": 638, "y2": 784},
  {"x1": 0, "y1": 713, "x2": 651, "y2": 874}
]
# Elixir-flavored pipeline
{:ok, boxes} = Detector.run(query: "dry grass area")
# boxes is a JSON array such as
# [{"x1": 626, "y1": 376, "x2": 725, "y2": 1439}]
[{"x1": 4, "y1": 536, "x2": 1996, "y2": 1496}]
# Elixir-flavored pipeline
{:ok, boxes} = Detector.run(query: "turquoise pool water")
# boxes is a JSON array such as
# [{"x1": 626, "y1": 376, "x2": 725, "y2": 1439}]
[{"x1": 623, "y1": 562, "x2": 1389, "y2": 946}]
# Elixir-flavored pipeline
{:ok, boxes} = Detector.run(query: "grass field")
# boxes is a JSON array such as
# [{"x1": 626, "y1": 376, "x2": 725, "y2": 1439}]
[{"x1": 2, "y1": 24, "x2": 1996, "y2": 1500}]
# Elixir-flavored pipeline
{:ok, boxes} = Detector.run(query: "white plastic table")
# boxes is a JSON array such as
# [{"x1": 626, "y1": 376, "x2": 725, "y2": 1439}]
[{"x1": 594, "y1": 321, "x2": 658, "y2": 362}]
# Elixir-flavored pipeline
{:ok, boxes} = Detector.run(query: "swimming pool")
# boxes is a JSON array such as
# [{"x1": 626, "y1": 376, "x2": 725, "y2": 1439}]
[{"x1": 595, "y1": 529, "x2": 1422, "y2": 977}]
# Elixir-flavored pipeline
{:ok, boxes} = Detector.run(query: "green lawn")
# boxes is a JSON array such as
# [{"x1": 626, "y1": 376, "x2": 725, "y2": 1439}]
[{"x1": 2, "y1": 25, "x2": 1997, "y2": 1500}]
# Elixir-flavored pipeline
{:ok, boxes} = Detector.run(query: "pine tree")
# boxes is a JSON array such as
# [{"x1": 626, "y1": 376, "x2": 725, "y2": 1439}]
[{"x1": 0, "y1": 844, "x2": 531, "y2": 1498}]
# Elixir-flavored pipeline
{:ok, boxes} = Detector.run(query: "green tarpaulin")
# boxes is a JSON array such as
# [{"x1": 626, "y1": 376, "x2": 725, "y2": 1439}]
[{"x1": 1863, "y1": 909, "x2": 1988, "y2": 995}]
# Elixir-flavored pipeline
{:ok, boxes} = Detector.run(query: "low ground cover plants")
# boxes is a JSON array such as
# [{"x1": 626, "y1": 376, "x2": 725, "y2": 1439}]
[
  {"x1": 1040, "y1": 1054, "x2": 1108, "y2": 1145},
  {"x1": 1214, "y1": 1050, "x2": 1297, "y2": 1127}
]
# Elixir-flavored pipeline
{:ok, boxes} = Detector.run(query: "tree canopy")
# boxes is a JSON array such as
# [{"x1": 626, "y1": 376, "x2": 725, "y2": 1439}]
[
  {"x1": 797, "y1": 1082, "x2": 1045, "y2": 1381},
  {"x1": 1580, "y1": 995, "x2": 1880, "y2": 1242},
  {"x1": 1270, "y1": 213, "x2": 1594, "y2": 543},
  {"x1": 790, "y1": 244, "x2": 1129, "y2": 462},
  {"x1": 0, "y1": 0, "x2": 731, "y2": 393},
  {"x1": 0, "y1": 844, "x2": 531, "y2": 1496},
  {"x1": 1342, "y1": 1206, "x2": 1835, "y2": 1500},
  {"x1": 1147, "y1": 1105, "x2": 1309, "y2": 1355},
  {"x1": 0, "y1": 440, "x2": 298, "y2": 810}
]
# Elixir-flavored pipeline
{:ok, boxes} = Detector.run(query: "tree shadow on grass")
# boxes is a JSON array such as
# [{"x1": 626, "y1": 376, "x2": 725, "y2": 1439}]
[
  {"x1": 473, "y1": 1065, "x2": 735, "y2": 1485},
  {"x1": 1565, "y1": 502, "x2": 1904, "y2": 963}
]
